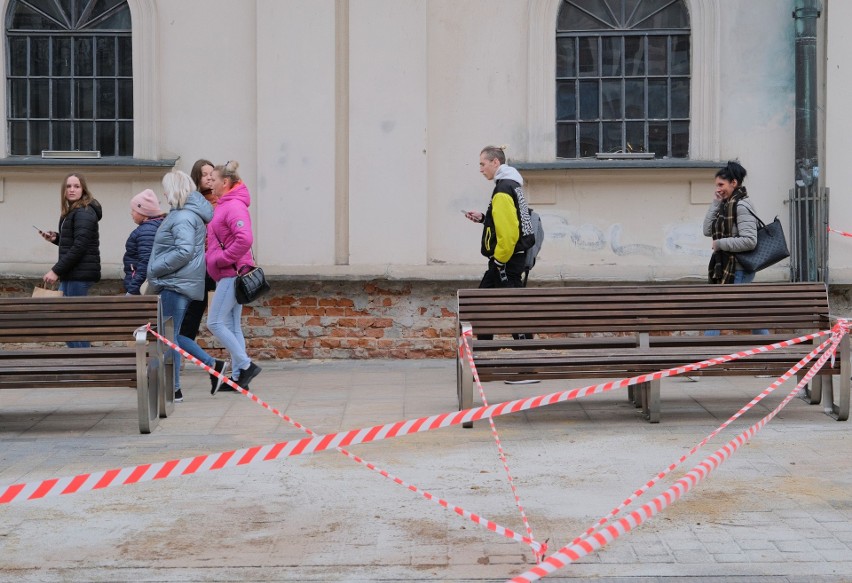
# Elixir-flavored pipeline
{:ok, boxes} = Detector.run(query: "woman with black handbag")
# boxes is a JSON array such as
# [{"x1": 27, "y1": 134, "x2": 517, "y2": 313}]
[
  {"x1": 205, "y1": 160, "x2": 262, "y2": 392},
  {"x1": 702, "y1": 160, "x2": 768, "y2": 335}
]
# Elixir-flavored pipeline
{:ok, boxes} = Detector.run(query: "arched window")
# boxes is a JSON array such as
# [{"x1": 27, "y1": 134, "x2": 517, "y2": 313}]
[
  {"x1": 6, "y1": 0, "x2": 132, "y2": 156},
  {"x1": 556, "y1": 0, "x2": 690, "y2": 159}
]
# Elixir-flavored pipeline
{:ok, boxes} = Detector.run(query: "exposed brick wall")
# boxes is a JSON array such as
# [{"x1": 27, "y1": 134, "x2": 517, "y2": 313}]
[
  {"x1": 1, "y1": 278, "x2": 463, "y2": 360},
  {"x1": 233, "y1": 280, "x2": 460, "y2": 359},
  {"x1": 7, "y1": 278, "x2": 852, "y2": 360}
]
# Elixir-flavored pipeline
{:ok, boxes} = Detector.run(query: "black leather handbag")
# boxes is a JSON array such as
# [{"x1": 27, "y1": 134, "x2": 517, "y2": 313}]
[
  {"x1": 736, "y1": 206, "x2": 790, "y2": 272},
  {"x1": 235, "y1": 262, "x2": 270, "y2": 305}
]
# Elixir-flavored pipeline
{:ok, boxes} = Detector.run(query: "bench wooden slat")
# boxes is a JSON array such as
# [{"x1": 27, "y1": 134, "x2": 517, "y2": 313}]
[
  {"x1": 456, "y1": 283, "x2": 849, "y2": 425},
  {"x1": 0, "y1": 295, "x2": 168, "y2": 433}
]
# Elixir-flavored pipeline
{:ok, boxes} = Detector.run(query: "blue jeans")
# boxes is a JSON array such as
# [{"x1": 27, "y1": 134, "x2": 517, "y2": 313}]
[
  {"x1": 160, "y1": 289, "x2": 215, "y2": 390},
  {"x1": 60, "y1": 280, "x2": 93, "y2": 348},
  {"x1": 705, "y1": 270, "x2": 769, "y2": 336},
  {"x1": 207, "y1": 277, "x2": 251, "y2": 378}
]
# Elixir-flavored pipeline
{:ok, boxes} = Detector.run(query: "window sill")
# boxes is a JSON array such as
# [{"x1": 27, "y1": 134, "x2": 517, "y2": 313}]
[
  {"x1": 514, "y1": 159, "x2": 725, "y2": 171},
  {"x1": 0, "y1": 157, "x2": 177, "y2": 168}
]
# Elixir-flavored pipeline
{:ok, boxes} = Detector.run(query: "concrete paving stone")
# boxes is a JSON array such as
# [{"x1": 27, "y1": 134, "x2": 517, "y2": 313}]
[
  {"x1": 810, "y1": 537, "x2": 848, "y2": 550},
  {"x1": 773, "y1": 539, "x2": 815, "y2": 553},
  {"x1": 663, "y1": 536, "x2": 706, "y2": 551},
  {"x1": 712, "y1": 553, "x2": 750, "y2": 563},
  {"x1": 818, "y1": 549, "x2": 852, "y2": 562},
  {"x1": 2, "y1": 358, "x2": 852, "y2": 582},
  {"x1": 773, "y1": 551, "x2": 826, "y2": 562},
  {"x1": 671, "y1": 549, "x2": 715, "y2": 563},
  {"x1": 734, "y1": 537, "x2": 778, "y2": 551},
  {"x1": 743, "y1": 549, "x2": 786, "y2": 563}
]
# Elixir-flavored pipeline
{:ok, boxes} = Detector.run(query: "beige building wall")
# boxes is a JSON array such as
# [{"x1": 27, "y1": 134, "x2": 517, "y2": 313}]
[
  {"x1": 0, "y1": 0, "x2": 848, "y2": 284},
  {"x1": 824, "y1": 0, "x2": 852, "y2": 282}
]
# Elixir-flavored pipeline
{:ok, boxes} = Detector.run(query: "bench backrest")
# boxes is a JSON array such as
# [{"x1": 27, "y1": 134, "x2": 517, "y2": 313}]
[
  {"x1": 0, "y1": 296, "x2": 160, "y2": 343},
  {"x1": 458, "y1": 283, "x2": 830, "y2": 336}
]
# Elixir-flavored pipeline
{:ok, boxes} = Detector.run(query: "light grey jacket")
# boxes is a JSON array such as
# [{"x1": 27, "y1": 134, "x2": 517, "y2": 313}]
[
  {"x1": 702, "y1": 197, "x2": 759, "y2": 270},
  {"x1": 148, "y1": 191, "x2": 214, "y2": 301}
]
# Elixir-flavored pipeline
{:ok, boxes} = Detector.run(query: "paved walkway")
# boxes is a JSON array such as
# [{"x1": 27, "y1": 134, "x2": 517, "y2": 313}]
[{"x1": 1, "y1": 359, "x2": 851, "y2": 582}]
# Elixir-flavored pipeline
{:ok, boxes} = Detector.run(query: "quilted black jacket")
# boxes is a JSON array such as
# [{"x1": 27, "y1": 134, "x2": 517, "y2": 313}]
[{"x1": 51, "y1": 200, "x2": 102, "y2": 282}]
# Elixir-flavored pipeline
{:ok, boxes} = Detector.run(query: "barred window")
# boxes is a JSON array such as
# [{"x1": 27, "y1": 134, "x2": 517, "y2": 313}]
[
  {"x1": 6, "y1": 0, "x2": 132, "y2": 156},
  {"x1": 556, "y1": 0, "x2": 690, "y2": 159}
]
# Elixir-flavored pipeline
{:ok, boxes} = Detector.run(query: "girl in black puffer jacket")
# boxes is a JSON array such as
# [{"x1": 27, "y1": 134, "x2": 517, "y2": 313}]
[{"x1": 41, "y1": 173, "x2": 102, "y2": 347}]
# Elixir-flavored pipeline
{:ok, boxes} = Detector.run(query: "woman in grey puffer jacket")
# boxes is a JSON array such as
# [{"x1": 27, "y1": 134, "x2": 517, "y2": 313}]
[{"x1": 148, "y1": 171, "x2": 227, "y2": 402}]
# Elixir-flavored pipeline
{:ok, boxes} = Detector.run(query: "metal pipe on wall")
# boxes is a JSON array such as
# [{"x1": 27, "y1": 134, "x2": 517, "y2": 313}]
[{"x1": 791, "y1": 1, "x2": 823, "y2": 282}]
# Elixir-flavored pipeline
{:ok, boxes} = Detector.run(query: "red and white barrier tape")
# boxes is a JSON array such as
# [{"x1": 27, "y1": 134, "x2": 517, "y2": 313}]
[
  {"x1": 0, "y1": 328, "x2": 832, "y2": 506},
  {"x1": 510, "y1": 321, "x2": 847, "y2": 582},
  {"x1": 149, "y1": 325, "x2": 545, "y2": 554},
  {"x1": 460, "y1": 328, "x2": 544, "y2": 561},
  {"x1": 827, "y1": 226, "x2": 852, "y2": 238},
  {"x1": 569, "y1": 333, "x2": 834, "y2": 549}
]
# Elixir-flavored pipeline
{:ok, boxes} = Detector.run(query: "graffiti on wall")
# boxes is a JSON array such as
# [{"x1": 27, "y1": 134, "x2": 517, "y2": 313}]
[{"x1": 544, "y1": 214, "x2": 711, "y2": 259}]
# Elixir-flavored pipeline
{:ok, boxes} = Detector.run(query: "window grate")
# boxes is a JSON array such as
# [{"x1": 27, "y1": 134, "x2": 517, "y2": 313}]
[
  {"x1": 556, "y1": 0, "x2": 690, "y2": 160},
  {"x1": 6, "y1": 0, "x2": 132, "y2": 157}
]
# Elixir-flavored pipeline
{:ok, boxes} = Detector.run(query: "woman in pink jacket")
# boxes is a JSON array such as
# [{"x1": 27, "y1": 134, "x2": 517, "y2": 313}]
[{"x1": 206, "y1": 160, "x2": 262, "y2": 392}]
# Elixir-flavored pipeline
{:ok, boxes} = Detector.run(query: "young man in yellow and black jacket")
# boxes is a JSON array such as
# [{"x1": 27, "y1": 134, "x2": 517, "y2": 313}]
[{"x1": 464, "y1": 145, "x2": 535, "y2": 289}]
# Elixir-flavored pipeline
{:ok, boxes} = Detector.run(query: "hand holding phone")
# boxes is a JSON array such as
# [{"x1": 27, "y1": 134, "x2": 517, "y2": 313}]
[{"x1": 35, "y1": 226, "x2": 56, "y2": 242}]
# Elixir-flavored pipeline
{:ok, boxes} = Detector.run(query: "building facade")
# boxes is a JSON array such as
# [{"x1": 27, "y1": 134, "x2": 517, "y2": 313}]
[{"x1": 0, "y1": 0, "x2": 848, "y2": 358}]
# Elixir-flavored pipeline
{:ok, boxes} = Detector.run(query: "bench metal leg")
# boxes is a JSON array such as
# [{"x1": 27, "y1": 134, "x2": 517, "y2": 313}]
[
  {"x1": 798, "y1": 372, "x2": 822, "y2": 405},
  {"x1": 458, "y1": 353, "x2": 474, "y2": 429},
  {"x1": 135, "y1": 327, "x2": 159, "y2": 434},
  {"x1": 629, "y1": 384, "x2": 643, "y2": 408},
  {"x1": 640, "y1": 379, "x2": 661, "y2": 423},
  {"x1": 158, "y1": 315, "x2": 175, "y2": 419},
  {"x1": 824, "y1": 335, "x2": 850, "y2": 421},
  {"x1": 138, "y1": 357, "x2": 160, "y2": 433}
]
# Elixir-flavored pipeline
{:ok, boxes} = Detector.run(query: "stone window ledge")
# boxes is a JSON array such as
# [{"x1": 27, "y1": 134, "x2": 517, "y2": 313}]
[{"x1": 514, "y1": 159, "x2": 725, "y2": 171}]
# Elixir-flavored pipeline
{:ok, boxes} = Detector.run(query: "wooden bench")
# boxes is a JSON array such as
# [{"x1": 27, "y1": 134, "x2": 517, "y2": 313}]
[
  {"x1": 0, "y1": 295, "x2": 174, "y2": 434},
  {"x1": 457, "y1": 283, "x2": 849, "y2": 426}
]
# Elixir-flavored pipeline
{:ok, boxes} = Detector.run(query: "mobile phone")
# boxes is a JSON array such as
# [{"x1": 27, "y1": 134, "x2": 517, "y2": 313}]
[{"x1": 460, "y1": 210, "x2": 468, "y2": 214}]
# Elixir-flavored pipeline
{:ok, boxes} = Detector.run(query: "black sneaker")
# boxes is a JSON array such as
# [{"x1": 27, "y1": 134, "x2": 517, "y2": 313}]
[
  {"x1": 209, "y1": 359, "x2": 229, "y2": 395},
  {"x1": 174, "y1": 388, "x2": 184, "y2": 403},
  {"x1": 235, "y1": 362, "x2": 262, "y2": 389}
]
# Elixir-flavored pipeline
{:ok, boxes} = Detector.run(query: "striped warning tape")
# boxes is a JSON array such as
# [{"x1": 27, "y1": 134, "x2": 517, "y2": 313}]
[
  {"x1": 568, "y1": 333, "x2": 834, "y2": 550},
  {"x1": 510, "y1": 321, "x2": 848, "y2": 582},
  {"x1": 0, "y1": 327, "x2": 832, "y2": 506},
  {"x1": 460, "y1": 325, "x2": 544, "y2": 561},
  {"x1": 828, "y1": 226, "x2": 852, "y2": 238},
  {"x1": 149, "y1": 325, "x2": 546, "y2": 554}
]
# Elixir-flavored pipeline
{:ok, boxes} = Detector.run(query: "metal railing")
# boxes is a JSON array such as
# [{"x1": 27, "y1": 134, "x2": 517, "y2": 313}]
[{"x1": 789, "y1": 186, "x2": 829, "y2": 282}]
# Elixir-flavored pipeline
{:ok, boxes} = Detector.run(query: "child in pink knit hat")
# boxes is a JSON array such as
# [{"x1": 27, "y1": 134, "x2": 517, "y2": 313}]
[{"x1": 123, "y1": 189, "x2": 166, "y2": 294}]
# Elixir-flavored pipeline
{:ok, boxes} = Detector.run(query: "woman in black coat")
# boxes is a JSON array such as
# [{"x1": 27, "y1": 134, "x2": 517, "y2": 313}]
[{"x1": 40, "y1": 173, "x2": 102, "y2": 347}]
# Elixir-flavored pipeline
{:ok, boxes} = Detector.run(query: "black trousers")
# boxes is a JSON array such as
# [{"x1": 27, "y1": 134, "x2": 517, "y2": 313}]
[
  {"x1": 477, "y1": 254, "x2": 531, "y2": 340},
  {"x1": 180, "y1": 273, "x2": 216, "y2": 340}
]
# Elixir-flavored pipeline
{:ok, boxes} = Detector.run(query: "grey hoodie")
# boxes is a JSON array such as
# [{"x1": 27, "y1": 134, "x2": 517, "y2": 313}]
[{"x1": 148, "y1": 191, "x2": 214, "y2": 301}]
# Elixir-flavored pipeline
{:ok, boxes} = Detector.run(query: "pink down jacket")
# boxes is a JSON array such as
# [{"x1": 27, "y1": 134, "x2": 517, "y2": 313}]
[{"x1": 205, "y1": 181, "x2": 255, "y2": 282}]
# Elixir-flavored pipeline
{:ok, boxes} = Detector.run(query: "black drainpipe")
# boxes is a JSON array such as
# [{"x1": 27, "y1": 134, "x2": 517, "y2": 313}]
[{"x1": 791, "y1": 1, "x2": 824, "y2": 282}]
